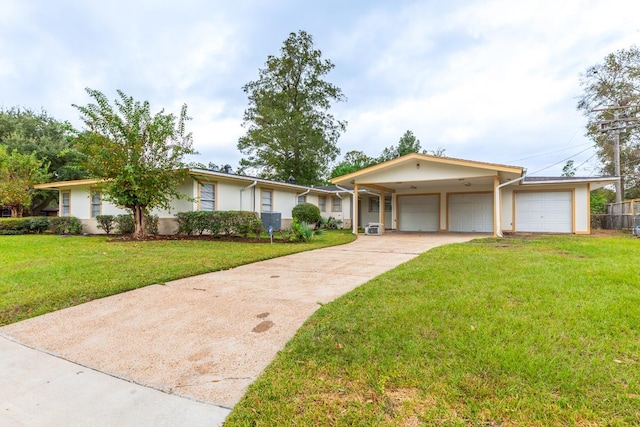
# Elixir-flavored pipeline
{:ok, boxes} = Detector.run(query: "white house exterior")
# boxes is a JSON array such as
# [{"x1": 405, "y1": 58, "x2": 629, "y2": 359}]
[
  {"x1": 330, "y1": 153, "x2": 617, "y2": 236},
  {"x1": 35, "y1": 169, "x2": 353, "y2": 235},
  {"x1": 35, "y1": 154, "x2": 617, "y2": 236}
]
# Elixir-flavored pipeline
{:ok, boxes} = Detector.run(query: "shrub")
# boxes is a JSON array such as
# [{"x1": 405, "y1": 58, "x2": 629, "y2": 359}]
[
  {"x1": 0, "y1": 218, "x2": 31, "y2": 235},
  {"x1": 292, "y1": 203, "x2": 322, "y2": 226},
  {"x1": 145, "y1": 214, "x2": 159, "y2": 235},
  {"x1": 291, "y1": 218, "x2": 314, "y2": 242},
  {"x1": 174, "y1": 210, "x2": 263, "y2": 238},
  {"x1": 95, "y1": 215, "x2": 116, "y2": 234},
  {"x1": 175, "y1": 212, "x2": 195, "y2": 236},
  {"x1": 114, "y1": 214, "x2": 135, "y2": 235},
  {"x1": 175, "y1": 211, "x2": 215, "y2": 235},
  {"x1": 27, "y1": 217, "x2": 50, "y2": 234},
  {"x1": 319, "y1": 216, "x2": 342, "y2": 230},
  {"x1": 233, "y1": 211, "x2": 264, "y2": 238},
  {"x1": 49, "y1": 217, "x2": 83, "y2": 235}
]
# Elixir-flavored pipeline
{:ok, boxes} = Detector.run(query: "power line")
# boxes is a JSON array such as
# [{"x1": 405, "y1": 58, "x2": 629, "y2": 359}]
[
  {"x1": 508, "y1": 143, "x2": 592, "y2": 163},
  {"x1": 528, "y1": 145, "x2": 595, "y2": 175}
]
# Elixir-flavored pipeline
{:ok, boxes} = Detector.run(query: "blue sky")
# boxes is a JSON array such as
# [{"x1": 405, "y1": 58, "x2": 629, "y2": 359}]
[{"x1": 1, "y1": 0, "x2": 639, "y2": 177}]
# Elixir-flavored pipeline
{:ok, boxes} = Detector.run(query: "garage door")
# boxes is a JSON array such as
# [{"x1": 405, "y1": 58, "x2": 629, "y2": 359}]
[
  {"x1": 449, "y1": 193, "x2": 494, "y2": 232},
  {"x1": 398, "y1": 195, "x2": 439, "y2": 231},
  {"x1": 515, "y1": 191, "x2": 572, "y2": 233}
]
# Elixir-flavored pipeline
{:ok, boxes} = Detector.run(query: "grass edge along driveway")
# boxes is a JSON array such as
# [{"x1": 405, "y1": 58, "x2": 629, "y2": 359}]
[
  {"x1": 0, "y1": 231, "x2": 355, "y2": 326},
  {"x1": 226, "y1": 235, "x2": 640, "y2": 426}
]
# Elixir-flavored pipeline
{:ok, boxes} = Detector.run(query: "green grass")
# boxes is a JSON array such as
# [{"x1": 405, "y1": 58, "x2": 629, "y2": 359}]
[
  {"x1": 0, "y1": 230, "x2": 355, "y2": 326},
  {"x1": 226, "y1": 235, "x2": 640, "y2": 426}
]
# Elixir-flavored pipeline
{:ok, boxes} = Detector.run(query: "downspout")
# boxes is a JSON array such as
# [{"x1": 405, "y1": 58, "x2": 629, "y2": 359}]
[
  {"x1": 240, "y1": 180, "x2": 257, "y2": 211},
  {"x1": 335, "y1": 184, "x2": 355, "y2": 234},
  {"x1": 495, "y1": 175, "x2": 526, "y2": 238}
]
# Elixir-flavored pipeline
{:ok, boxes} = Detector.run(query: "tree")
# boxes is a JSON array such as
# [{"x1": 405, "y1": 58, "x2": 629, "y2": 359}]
[
  {"x1": 330, "y1": 150, "x2": 376, "y2": 178},
  {"x1": 73, "y1": 88, "x2": 196, "y2": 238},
  {"x1": 378, "y1": 130, "x2": 446, "y2": 162},
  {"x1": 238, "y1": 30, "x2": 347, "y2": 186},
  {"x1": 0, "y1": 146, "x2": 48, "y2": 217},
  {"x1": 0, "y1": 108, "x2": 86, "y2": 214},
  {"x1": 577, "y1": 46, "x2": 640, "y2": 199},
  {"x1": 562, "y1": 160, "x2": 576, "y2": 177}
]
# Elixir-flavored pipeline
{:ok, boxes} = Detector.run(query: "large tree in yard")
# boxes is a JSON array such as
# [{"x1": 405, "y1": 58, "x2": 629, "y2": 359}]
[
  {"x1": 577, "y1": 46, "x2": 640, "y2": 199},
  {"x1": 238, "y1": 30, "x2": 347, "y2": 186},
  {"x1": 0, "y1": 146, "x2": 48, "y2": 217},
  {"x1": 73, "y1": 88, "x2": 196, "y2": 238},
  {"x1": 0, "y1": 108, "x2": 86, "y2": 215}
]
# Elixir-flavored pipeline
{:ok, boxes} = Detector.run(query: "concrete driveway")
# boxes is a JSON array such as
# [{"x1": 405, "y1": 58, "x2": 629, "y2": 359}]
[{"x1": 0, "y1": 233, "x2": 481, "y2": 426}]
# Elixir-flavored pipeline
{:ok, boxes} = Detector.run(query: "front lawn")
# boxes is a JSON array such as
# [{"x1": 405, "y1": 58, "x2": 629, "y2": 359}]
[
  {"x1": 0, "y1": 230, "x2": 355, "y2": 326},
  {"x1": 226, "y1": 235, "x2": 640, "y2": 426}
]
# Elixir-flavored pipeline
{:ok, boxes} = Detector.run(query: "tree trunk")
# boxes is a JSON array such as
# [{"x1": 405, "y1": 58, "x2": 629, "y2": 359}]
[
  {"x1": 11, "y1": 205, "x2": 23, "y2": 218},
  {"x1": 132, "y1": 205, "x2": 147, "y2": 239}
]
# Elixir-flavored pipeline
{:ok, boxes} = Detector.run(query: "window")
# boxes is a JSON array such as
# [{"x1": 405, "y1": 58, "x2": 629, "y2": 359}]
[
  {"x1": 91, "y1": 191, "x2": 101, "y2": 218},
  {"x1": 297, "y1": 195, "x2": 306, "y2": 205},
  {"x1": 318, "y1": 196, "x2": 326, "y2": 212},
  {"x1": 331, "y1": 196, "x2": 342, "y2": 212},
  {"x1": 385, "y1": 196, "x2": 392, "y2": 212},
  {"x1": 200, "y1": 183, "x2": 216, "y2": 211},
  {"x1": 61, "y1": 191, "x2": 70, "y2": 217},
  {"x1": 262, "y1": 190, "x2": 273, "y2": 212},
  {"x1": 369, "y1": 198, "x2": 380, "y2": 212}
]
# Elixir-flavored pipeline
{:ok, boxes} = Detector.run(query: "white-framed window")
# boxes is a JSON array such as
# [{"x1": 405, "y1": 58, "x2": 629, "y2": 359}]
[
  {"x1": 61, "y1": 191, "x2": 71, "y2": 217},
  {"x1": 385, "y1": 196, "x2": 392, "y2": 212},
  {"x1": 369, "y1": 198, "x2": 380, "y2": 212},
  {"x1": 200, "y1": 183, "x2": 216, "y2": 211},
  {"x1": 90, "y1": 191, "x2": 101, "y2": 218},
  {"x1": 297, "y1": 195, "x2": 306, "y2": 205},
  {"x1": 262, "y1": 190, "x2": 273, "y2": 212},
  {"x1": 318, "y1": 196, "x2": 326, "y2": 212},
  {"x1": 331, "y1": 196, "x2": 342, "y2": 212}
]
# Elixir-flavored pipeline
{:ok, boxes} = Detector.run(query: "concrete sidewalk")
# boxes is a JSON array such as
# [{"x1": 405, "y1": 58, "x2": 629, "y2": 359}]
[{"x1": 1, "y1": 233, "x2": 480, "y2": 426}]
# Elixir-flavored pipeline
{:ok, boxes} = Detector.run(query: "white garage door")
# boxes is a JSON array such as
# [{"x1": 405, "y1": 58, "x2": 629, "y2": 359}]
[
  {"x1": 515, "y1": 191, "x2": 572, "y2": 233},
  {"x1": 398, "y1": 195, "x2": 439, "y2": 231},
  {"x1": 449, "y1": 193, "x2": 494, "y2": 233}
]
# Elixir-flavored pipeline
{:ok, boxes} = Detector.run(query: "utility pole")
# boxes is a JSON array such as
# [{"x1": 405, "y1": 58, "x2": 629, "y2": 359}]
[{"x1": 593, "y1": 104, "x2": 640, "y2": 204}]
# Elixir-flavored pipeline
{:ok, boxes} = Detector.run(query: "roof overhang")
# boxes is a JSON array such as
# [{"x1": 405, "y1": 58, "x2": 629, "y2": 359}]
[
  {"x1": 521, "y1": 176, "x2": 619, "y2": 191},
  {"x1": 189, "y1": 169, "x2": 335, "y2": 194},
  {"x1": 34, "y1": 179, "x2": 104, "y2": 190},
  {"x1": 331, "y1": 153, "x2": 524, "y2": 194}
]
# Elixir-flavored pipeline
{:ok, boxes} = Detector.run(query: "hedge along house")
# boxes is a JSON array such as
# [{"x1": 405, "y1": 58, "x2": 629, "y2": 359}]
[
  {"x1": 330, "y1": 153, "x2": 617, "y2": 236},
  {"x1": 34, "y1": 169, "x2": 353, "y2": 235}
]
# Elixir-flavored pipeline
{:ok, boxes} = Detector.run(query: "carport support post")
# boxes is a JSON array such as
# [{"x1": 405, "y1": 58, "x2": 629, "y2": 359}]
[
  {"x1": 379, "y1": 193, "x2": 385, "y2": 233},
  {"x1": 353, "y1": 184, "x2": 359, "y2": 235}
]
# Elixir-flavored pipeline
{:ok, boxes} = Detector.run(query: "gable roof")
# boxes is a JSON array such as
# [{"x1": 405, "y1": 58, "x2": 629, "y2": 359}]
[{"x1": 331, "y1": 153, "x2": 524, "y2": 185}]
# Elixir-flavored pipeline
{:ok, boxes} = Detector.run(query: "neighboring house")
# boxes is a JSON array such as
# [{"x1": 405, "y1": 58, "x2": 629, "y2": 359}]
[
  {"x1": 330, "y1": 153, "x2": 617, "y2": 236},
  {"x1": 34, "y1": 154, "x2": 616, "y2": 236},
  {"x1": 34, "y1": 169, "x2": 353, "y2": 235}
]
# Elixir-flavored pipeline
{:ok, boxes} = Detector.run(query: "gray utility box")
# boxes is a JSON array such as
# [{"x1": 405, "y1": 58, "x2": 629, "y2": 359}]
[{"x1": 261, "y1": 212, "x2": 282, "y2": 231}]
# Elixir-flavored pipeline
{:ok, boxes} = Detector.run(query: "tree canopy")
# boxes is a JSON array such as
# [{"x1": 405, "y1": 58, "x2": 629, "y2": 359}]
[
  {"x1": 577, "y1": 45, "x2": 640, "y2": 199},
  {"x1": 330, "y1": 150, "x2": 377, "y2": 178},
  {"x1": 238, "y1": 30, "x2": 347, "y2": 186},
  {"x1": 0, "y1": 146, "x2": 48, "y2": 217},
  {"x1": 73, "y1": 88, "x2": 196, "y2": 238},
  {"x1": 0, "y1": 108, "x2": 86, "y2": 214}
]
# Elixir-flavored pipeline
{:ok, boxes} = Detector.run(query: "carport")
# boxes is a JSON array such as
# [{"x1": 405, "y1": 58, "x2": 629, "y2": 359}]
[{"x1": 330, "y1": 153, "x2": 618, "y2": 236}]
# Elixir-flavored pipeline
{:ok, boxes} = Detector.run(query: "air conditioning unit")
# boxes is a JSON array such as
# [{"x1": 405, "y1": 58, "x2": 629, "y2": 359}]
[{"x1": 365, "y1": 223, "x2": 383, "y2": 235}]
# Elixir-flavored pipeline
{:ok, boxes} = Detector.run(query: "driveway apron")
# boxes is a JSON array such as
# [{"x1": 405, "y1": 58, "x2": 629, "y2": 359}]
[{"x1": 1, "y1": 233, "x2": 480, "y2": 426}]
